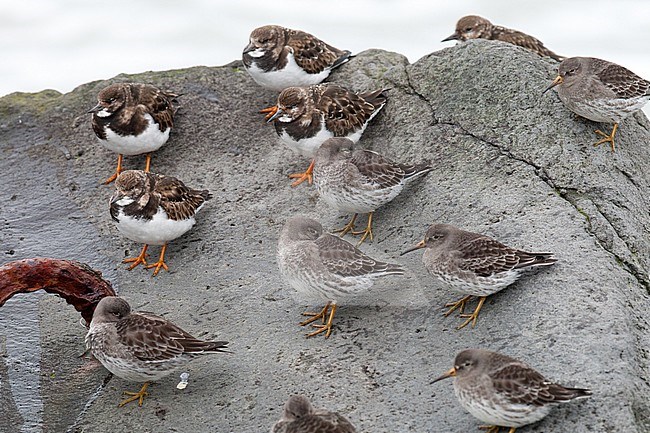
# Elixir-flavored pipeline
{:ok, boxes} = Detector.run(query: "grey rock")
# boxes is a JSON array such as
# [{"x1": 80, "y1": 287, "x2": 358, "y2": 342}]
[{"x1": 0, "y1": 39, "x2": 649, "y2": 432}]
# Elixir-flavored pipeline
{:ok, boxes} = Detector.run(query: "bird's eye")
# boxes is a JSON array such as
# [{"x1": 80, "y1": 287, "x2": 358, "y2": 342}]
[
  {"x1": 259, "y1": 38, "x2": 270, "y2": 44},
  {"x1": 464, "y1": 27, "x2": 473, "y2": 32}
]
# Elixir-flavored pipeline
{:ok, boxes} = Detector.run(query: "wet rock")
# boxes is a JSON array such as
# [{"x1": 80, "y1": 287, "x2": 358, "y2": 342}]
[{"x1": 0, "y1": 40, "x2": 649, "y2": 432}]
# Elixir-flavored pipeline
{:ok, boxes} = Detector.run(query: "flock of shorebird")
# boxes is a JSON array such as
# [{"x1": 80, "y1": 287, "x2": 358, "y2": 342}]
[{"x1": 80, "y1": 15, "x2": 650, "y2": 432}]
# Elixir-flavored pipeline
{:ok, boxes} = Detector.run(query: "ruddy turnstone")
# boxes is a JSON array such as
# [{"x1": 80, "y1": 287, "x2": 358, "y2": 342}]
[
  {"x1": 313, "y1": 137, "x2": 432, "y2": 245},
  {"x1": 544, "y1": 56, "x2": 650, "y2": 151},
  {"x1": 432, "y1": 349, "x2": 591, "y2": 433},
  {"x1": 271, "y1": 395, "x2": 357, "y2": 433},
  {"x1": 266, "y1": 84, "x2": 388, "y2": 186},
  {"x1": 277, "y1": 216, "x2": 404, "y2": 338},
  {"x1": 242, "y1": 25, "x2": 352, "y2": 92},
  {"x1": 401, "y1": 224, "x2": 556, "y2": 329},
  {"x1": 85, "y1": 296, "x2": 228, "y2": 407},
  {"x1": 89, "y1": 82, "x2": 179, "y2": 184},
  {"x1": 109, "y1": 170, "x2": 211, "y2": 276},
  {"x1": 443, "y1": 15, "x2": 563, "y2": 61}
]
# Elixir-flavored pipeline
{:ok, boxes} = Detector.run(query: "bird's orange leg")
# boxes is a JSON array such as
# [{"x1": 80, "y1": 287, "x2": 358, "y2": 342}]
[
  {"x1": 288, "y1": 159, "x2": 315, "y2": 187},
  {"x1": 300, "y1": 302, "x2": 331, "y2": 326},
  {"x1": 118, "y1": 382, "x2": 150, "y2": 407},
  {"x1": 145, "y1": 243, "x2": 170, "y2": 276},
  {"x1": 351, "y1": 212, "x2": 374, "y2": 246},
  {"x1": 593, "y1": 122, "x2": 618, "y2": 152},
  {"x1": 443, "y1": 295, "x2": 474, "y2": 317},
  {"x1": 303, "y1": 303, "x2": 338, "y2": 338},
  {"x1": 458, "y1": 296, "x2": 487, "y2": 330},
  {"x1": 334, "y1": 214, "x2": 358, "y2": 237},
  {"x1": 123, "y1": 244, "x2": 149, "y2": 270},
  {"x1": 143, "y1": 153, "x2": 152, "y2": 172},
  {"x1": 104, "y1": 154, "x2": 124, "y2": 184}
]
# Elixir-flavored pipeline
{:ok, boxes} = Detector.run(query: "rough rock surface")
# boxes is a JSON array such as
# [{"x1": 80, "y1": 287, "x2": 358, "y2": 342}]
[{"x1": 1, "y1": 40, "x2": 649, "y2": 432}]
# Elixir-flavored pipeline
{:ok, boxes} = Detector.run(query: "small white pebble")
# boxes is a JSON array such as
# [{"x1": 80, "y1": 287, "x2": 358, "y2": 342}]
[{"x1": 176, "y1": 372, "x2": 190, "y2": 389}]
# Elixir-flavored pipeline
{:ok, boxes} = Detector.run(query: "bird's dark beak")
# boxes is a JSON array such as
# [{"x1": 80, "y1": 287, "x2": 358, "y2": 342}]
[
  {"x1": 109, "y1": 191, "x2": 121, "y2": 205},
  {"x1": 441, "y1": 32, "x2": 460, "y2": 42},
  {"x1": 266, "y1": 108, "x2": 284, "y2": 123},
  {"x1": 87, "y1": 103, "x2": 103, "y2": 114},
  {"x1": 543, "y1": 75, "x2": 563, "y2": 94},
  {"x1": 401, "y1": 239, "x2": 426, "y2": 256},
  {"x1": 243, "y1": 42, "x2": 256, "y2": 54},
  {"x1": 430, "y1": 367, "x2": 457, "y2": 384}
]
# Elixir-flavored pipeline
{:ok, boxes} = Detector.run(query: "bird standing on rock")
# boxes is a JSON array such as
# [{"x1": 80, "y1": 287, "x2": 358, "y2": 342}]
[
  {"x1": 243, "y1": 25, "x2": 352, "y2": 92},
  {"x1": 271, "y1": 395, "x2": 357, "y2": 433},
  {"x1": 89, "y1": 82, "x2": 179, "y2": 184},
  {"x1": 85, "y1": 296, "x2": 228, "y2": 407},
  {"x1": 544, "y1": 56, "x2": 650, "y2": 152},
  {"x1": 313, "y1": 137, "x2": 432, "y2": 245},
  {"x1": 110, "y1": 170, "x2": 211, "y2": 276},
  {"x1": 402, "y1": 224, "x2": 556, "y2": 329},
  {"x1": 442, "y1": 15, "x2": 563, "y2": 61},
  {"x1": 266, "y1": 84, "x2": 388, "y2": 187},
  {"x1": 432, "y1": 349, "x2": 591, "y2": 433},
  {"x1": 277, "y1": 216, "x2": 404, "y2": 338}
]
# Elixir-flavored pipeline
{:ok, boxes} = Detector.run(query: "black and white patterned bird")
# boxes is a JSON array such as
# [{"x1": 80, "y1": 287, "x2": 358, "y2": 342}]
[
  {"x1": 89, "y1": 82, "x2": 179, "y2": 183},
  {"x1": 243, "y1": 25, "x2": 352, "y2": 91},
  {"x1": 266, "y1": 84, "x2": 388, "y2": 186},
  {"x1": 109, "y1": 170, "x2": 210, "y2": 276}
]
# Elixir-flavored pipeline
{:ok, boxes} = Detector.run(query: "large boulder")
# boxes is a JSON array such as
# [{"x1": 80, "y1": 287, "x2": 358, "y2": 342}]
[{"x1": 1, "y1": 39, "x2": 648, "y2": 432}]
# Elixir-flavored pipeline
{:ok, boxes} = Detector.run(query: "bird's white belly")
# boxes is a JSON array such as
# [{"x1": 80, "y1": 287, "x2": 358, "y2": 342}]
[
  {"x1": 99, "y1": 114, "x2": 170, "y2": 155},
  {"x1": 114, "y1": 207, "x2": 196, "y2": 245},
  {"x1": 247, "y1": 53, "x2": 329, "y2": 91},
  {"x1": 279, "y1": 122, "x2": 334, "y2": 157},
  {"x1": 317, "y1": 178, "x2": 404, "y2": 214},
  {"x1": 457, "y1": 386, "x2": 550, "y2": 427},
  {"x1": 560, "y1": 93, "x2": 650, "y2": 123}
]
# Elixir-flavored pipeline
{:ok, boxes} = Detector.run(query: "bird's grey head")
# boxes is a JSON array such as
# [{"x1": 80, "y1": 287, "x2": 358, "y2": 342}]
[
  {"x1": 111, "y1": 170, "x2": 148, "y2": 204},
  {"x1": 422, "y1": 223, "x2": 455, "y2": 247},
  {"x1": 88, "y1": 83, "x2": 128, "y2": 117},
  {"x1": 315, "y1": 137, "x2": 354, "y2": 162},
  {"x1": 431, "y1": 348, "x2": 485, "y2": 384},
  {"x1": 283, "y1": 395, "x2": 314, "y2": 421},
  {"x1": 92, "y1": 296, "x2": 131, "y2": 323},
  {"x1": 282, "y1": 216, "x2": 323, "y2": 241},
  {"x1": 401, "y1": 223, "x2": 454, "y2": 256},
  {"x1": 452, "y1": 349, "x2": 486, "y2": 377},
  {"x1": 443, "y1": 15, "x2": 491, "y2": 42},
  {"x1": 243, "y1": 25, "x2": 283, "y2": 57},
  {"x1": 558, "y1": 57, "x2": 585, "y2": 83},
  {"x1": 544, "y1": 57, "x2": 585, "y2": 94}
]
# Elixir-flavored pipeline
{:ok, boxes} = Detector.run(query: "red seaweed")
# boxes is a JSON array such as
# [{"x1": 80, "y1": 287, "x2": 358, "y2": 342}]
[{"x1": 0, "y1": 258, "x2": 116, "y2": 326}]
